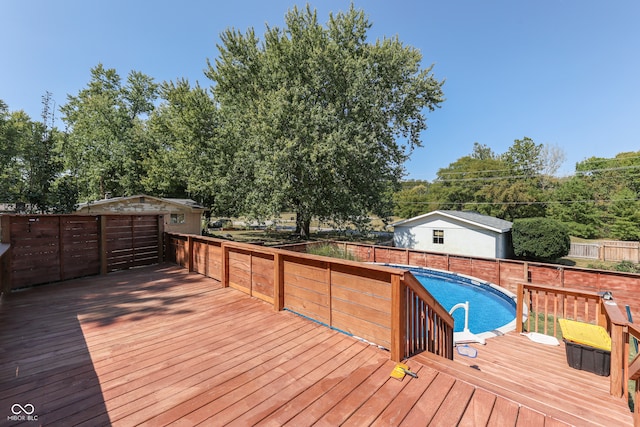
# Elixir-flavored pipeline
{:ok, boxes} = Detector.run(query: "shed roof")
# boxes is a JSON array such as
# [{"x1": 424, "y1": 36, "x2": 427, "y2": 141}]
[
  {"x1": 392, "y1": 210, "x2": 512, "y2": 233},
  {"x1": 77, "y1": 194, "x2": 208, "y2": 212}
]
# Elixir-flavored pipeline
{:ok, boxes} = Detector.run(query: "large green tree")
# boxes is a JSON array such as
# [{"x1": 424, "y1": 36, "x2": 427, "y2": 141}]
[
  {"x1": 206, "y1": 5, "x2": 444, "y2": 236},
  {"x1": 482, "y1": 137, "x2": 547, "y2": 220},
  {"x1": 431, "y1": 142, "x2": 505, "y2": 215},
  {"x1": 0, "y1": 100, "x2": 20, "y2": 202},
  {"x1": 146, "y1": 80, "x2": 217, "y2": 200},
  {"x1": 572, "y1": 152, "x2": 640, "y2": 238},
  {"x1": 393, "y1": 182, "x2": 431, "y2": 218},
  {"x1": 547, "y1": 176, "x2": 600, "y2": 238},
  {"x1": 607, "y1": 187, "x2": 640, "y2": 240},
  {"x1": 60, "y1": 64, "x2": 158, "y2": 201},
  {"x1": 424, "y1": 139, "x2": 551, "y2": 220}
]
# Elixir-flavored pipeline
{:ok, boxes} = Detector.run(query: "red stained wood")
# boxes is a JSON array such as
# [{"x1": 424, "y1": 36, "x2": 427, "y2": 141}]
[{"x1": 1, "y1": 264, "x2": 632, "y2": 426}]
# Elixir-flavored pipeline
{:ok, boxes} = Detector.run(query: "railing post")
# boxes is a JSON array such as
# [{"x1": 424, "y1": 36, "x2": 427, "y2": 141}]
[
  {"x1": 221, "y1": 243, "x2": 229, "y2": 288},
  {"x1": 602, "y1": 298, "x2": 630, "y2": 398},
  {"x1": 609, "y1": 321, "x2": 625, "y2": 397},
  {"x1": 390, "y1": 274, "x2": 406, "y2": 362},
  {"x1": 327, "y1": 261, "x2": 333, "y2": 328},
  {"x1": 516, "y1": 283, "x2": 524, "y2": 333},
  {"x1": 187, "y1": 235, "x2": 194, "y2": 272},
  {"x1": 635, "y1": 381, "x2": 639, "y2": 427},
  {"x1": 597, "y1": 300, "x2": 607, "y2": 329},
  {"x1": 273, "y1": 251, "x2": 284, "y2": 311}
]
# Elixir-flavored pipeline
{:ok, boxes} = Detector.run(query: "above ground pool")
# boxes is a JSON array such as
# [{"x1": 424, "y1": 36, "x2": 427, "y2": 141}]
[
  {"x1": 389, "y1": 266, "x2": 517, "y2": 340},
  {"x1": 411, "y1": 267, "x2": 516, "y2": 336}
]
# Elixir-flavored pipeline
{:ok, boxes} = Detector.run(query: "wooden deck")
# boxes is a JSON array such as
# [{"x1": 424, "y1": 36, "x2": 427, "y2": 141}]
[
  {"x1": 413, "y1": 335, "x2": 632, "y2": 426},
  {"x1": 0, "y1": 264, "x2": 633, "y2": 426}
]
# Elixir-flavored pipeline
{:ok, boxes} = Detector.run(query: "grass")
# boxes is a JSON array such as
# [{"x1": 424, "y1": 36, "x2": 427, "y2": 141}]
[
  {"x1": 523, "y1": 311, "x2": 564, "y2": 340},
  {"x1": 306, "y1": 243, "x2": 360, "y2": 261}
]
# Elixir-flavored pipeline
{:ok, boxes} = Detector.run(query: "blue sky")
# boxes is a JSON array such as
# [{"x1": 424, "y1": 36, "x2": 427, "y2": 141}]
[{"x1": 1, "y1": 0, "x2": 639, "y2": 180}]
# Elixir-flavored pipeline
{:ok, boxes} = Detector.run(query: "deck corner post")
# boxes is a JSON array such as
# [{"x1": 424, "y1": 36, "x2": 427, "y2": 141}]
[{"x1": 390, "y1": 273, "x2": 405, "y2": 363}]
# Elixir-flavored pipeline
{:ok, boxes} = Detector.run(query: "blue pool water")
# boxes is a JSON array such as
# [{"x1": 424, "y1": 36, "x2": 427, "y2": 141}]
[{"x1": 410, "y1": 268, "x2": 516, "y2": 334}]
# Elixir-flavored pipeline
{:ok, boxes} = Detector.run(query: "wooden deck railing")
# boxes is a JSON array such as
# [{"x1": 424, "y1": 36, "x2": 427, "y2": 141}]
[
  {"x1": 515, "y1": 283, "x2": 604, "y2": 337},
  {"x1": 400, "y1": 272, "x2": 454, "y2": 359},
  {"x1": 164, "y1": 232, "x2": 454, "y2": 362},
  {"x1": 516, "y1": 282, "x2": 636, "y2": 406},
  {"x1": 291, "y1": 241, "x2": 640, "y2": 319}
]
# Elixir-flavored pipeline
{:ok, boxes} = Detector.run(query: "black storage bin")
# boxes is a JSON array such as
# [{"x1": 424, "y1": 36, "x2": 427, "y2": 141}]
[{"x1": 563, "y1": 339, "x2": 611, "y2": 376}]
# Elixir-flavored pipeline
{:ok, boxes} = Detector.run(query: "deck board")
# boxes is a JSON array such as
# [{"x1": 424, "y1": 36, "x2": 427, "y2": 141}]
[{"x1": 0, "y1": 264, "x2": 633, "y2": 426}]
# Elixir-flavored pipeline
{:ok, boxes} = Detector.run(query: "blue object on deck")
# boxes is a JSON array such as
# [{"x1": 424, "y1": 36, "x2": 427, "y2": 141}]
[
  {"x1": 626, "y1": 305, "x2": 638, "y2": 353},
  {"x1": 456, "y1": 344, "x2": 478, "y2": 358}
]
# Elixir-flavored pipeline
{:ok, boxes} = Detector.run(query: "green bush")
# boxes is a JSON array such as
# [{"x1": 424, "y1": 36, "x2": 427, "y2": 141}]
[
  {"x1": 586, "y1": 260, "x2": 640, "y2": 273},
  {"x1": 614, "y1": 261, "x2": 640, "y2": 273},
  {"x1": 512, "y1": 217, "x2": 571, "y2": 261}
]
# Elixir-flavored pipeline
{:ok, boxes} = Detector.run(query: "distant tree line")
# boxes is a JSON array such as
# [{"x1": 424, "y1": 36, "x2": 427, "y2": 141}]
[
  {"x1": 394, "y1": 141, "x2": 640, "y2": 240},
  {"x1": 0, "y1": 95, "x2": 77, "y2": 213}
]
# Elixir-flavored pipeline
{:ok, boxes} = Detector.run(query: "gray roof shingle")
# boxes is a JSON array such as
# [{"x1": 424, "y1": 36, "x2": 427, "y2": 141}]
[{"x1": 392, "y1": 210, "x2": 513, "y2": 233}]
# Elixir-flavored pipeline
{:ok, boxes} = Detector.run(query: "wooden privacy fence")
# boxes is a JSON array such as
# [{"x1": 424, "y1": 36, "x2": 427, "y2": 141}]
[
  {"x1": 165, "y1": 233, "x2": 454, "y2": 362},
  {"x1": 570, "y1": 241, "x2": 640, "y2": 262},
  {"x1": 0, "y1": 214, "x2": 163, "y2": 289},
  {"x1": 568, "y1": 243, "x2": 600, "y2": 259}
]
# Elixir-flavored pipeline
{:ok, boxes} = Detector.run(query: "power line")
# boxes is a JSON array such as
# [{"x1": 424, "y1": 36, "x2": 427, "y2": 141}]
[
  {"x1": 394, "y1": 198, "x2": 640, "y2": 206},
  {"x1": 404, "y1": 164, "x2": 640, "y2": 184}
]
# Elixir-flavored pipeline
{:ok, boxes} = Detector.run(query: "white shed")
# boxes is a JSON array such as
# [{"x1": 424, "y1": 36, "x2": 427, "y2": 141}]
[{"x1": 392, "y1": 210, "x2": 513, "y2": 259}]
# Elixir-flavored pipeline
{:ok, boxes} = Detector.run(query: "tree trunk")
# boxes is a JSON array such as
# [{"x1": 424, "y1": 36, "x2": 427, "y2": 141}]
[{"x1": 295, "y1": 210, "x2": 311, "y2": 239}]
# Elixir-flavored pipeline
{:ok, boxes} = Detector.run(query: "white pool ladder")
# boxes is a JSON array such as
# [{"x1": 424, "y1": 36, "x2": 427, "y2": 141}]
[{"x1": 449, "y1": 301, "x2": 486, "y2": 345}]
